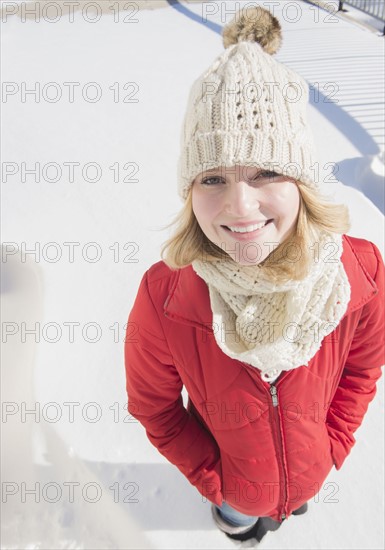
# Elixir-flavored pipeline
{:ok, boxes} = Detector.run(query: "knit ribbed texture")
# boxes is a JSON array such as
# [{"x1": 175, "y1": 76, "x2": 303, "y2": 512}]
[
  {"x1": 177, "y1": 41, "x2": 319, "y2": 201},
  {"x1": 192, "y1": 231, "x2": 351, "y2": 383}
]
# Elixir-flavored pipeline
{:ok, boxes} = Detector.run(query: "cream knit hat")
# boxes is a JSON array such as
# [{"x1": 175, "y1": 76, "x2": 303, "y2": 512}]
[{"x1": 177, "y1": 6, "x2": 319, "y2": 201}]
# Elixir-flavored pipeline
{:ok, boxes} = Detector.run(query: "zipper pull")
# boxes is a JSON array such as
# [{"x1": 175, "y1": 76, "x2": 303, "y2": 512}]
[{"x1": 270, "y1": 385, "x2": 278, "y2": 407}]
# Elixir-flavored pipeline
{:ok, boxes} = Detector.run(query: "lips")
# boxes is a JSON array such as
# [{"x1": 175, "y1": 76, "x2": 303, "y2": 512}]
[
  {"x1": 221, "y1": 219, "x2": 273, "y2": 240},
  {"x1": 222, "y1": 219, "x2": 273, "y2": 232}
]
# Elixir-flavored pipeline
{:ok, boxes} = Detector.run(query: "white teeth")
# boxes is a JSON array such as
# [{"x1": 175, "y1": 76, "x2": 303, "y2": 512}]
[{"x1": 227, "y1": 221, "x2": 268, "y2": 233}]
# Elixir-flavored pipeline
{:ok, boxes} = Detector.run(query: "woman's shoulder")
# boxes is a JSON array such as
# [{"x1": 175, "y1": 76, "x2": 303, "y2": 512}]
[
  {"x1": 342, "y1": 234, "x2": 384, "y2": 279},
  {"x1": 343, "y1": 234, "x2": 383, "y2": 256},
  {"x1": 136, "y1": 260, "x2": 192, "y2": 305},
  {"x1": 146, "y1": 259, "x2": 177, "y2": 276},
  {"x1": 145, "y1": 260, "x2": 186, "y2": 285}
]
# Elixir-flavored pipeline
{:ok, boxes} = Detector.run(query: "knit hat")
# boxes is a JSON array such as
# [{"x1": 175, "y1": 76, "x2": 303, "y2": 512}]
[{"x1": 177, "y1": 6, "x2": 319, "y2": 201}]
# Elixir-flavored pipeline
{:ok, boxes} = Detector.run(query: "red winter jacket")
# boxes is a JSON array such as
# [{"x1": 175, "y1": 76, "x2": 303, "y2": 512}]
[{"x1": 124, "y1": 235, "x2": 385, "y2": 522}]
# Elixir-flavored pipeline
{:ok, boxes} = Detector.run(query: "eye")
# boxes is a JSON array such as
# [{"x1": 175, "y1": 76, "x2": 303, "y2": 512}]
[{"x1": 200, "y1": 176, "x2": 226, "y2": 186}]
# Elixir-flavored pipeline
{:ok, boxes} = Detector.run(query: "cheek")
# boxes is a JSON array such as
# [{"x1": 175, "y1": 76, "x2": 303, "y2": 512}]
[
  {"x1": 271, "y1": 183, "x2": 300, "y2": 216},
  {"x1": 191, "y1": 192, "x2": 204, "y2": 224},
  {"x1": 192, "y1": 191, "x2": 217, "y2": 225}
]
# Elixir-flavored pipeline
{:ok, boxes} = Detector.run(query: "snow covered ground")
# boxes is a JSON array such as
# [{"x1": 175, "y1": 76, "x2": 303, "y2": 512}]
[{"x1": 1, "y1": 1, "x2": 384, "y2": 548}]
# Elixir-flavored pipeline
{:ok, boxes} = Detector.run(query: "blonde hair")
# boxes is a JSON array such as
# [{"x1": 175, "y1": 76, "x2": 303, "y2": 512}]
[{"x1": 160, "y1": 182, "x2": 351, "y2": 283}]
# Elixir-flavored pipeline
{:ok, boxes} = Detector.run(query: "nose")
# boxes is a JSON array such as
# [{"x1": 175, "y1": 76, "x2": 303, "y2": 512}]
[{"x1": 224, "y1": 179, "x2": 260, "y2": 217}]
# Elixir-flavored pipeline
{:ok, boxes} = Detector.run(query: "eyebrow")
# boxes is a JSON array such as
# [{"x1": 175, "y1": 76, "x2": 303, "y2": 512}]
[{"x1": 201, "y1": 167, "x2": 262, "y2": 176}]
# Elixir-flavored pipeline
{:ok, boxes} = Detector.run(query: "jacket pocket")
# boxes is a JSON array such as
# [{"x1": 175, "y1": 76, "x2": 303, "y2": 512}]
[{"x1": 199, "y1": 456, "x2": 223, "y2": 507}]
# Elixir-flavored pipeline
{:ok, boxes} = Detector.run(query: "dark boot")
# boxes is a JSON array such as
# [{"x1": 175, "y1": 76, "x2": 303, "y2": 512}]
[
  {"x1": 211, "y1": 504, "x2": 259, "y2": 538},
  {"x1": 253, "y1": 516, "x2": 283, "y2": 542},
  {"x1": 225, "y1": 503, "x2": 308, "y2": 543},
  {"x1": 292, "y1": 502, "x2": 308, "y2": 515},
  {"x1": 226, "y1": 515, "x2": 283, "y2": 543}
]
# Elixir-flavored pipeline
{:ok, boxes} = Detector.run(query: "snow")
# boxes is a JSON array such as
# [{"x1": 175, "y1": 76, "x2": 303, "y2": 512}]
[{"x1": 1, "y1": 0, "x2": 384, "y2": 548}]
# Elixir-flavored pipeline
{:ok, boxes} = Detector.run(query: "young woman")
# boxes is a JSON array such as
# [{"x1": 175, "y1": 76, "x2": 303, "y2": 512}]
[{"x1": 124, "y1": 7, "x2": 385, "y2": 544}]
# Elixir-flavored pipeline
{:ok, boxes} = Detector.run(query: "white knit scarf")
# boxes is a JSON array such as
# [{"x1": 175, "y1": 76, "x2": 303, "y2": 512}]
[{"x1": 192, "y1": 231, "x2": 351, "y2": 382}]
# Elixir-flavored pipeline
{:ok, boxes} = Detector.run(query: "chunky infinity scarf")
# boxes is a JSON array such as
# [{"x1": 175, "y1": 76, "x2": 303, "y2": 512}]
[{"x1": 192, "y1": 231, "x2": 351, "y2": 382}]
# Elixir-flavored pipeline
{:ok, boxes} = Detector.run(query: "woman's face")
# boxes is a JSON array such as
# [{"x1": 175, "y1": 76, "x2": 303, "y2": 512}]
[{"x1": 191, "y1": 164, "x2": 301, "y2": 265}]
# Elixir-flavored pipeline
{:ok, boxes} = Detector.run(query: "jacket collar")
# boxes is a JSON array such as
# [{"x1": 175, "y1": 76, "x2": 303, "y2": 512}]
[{"x1": 163, "y1": 235, "x2": 379, "y2": 329}]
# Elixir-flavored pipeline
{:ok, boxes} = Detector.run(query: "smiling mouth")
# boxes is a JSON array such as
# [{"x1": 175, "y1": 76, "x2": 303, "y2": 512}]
[{"x1": 222, "y1": 220, "x2": 273, "y2": 233}]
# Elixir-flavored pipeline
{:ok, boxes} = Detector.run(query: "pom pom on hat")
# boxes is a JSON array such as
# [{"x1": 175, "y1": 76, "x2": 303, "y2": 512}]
[{"x1": 222, "y1": 6, "x2": 282, "y2": 55}]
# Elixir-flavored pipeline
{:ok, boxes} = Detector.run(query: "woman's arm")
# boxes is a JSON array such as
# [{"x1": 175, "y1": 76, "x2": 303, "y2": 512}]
[
  {"x1": 326, "y1": 242, "x2": 385, "y2": 470},
  {"x1": 124, "y1": 269, "x2": 223, "y2": 506}
]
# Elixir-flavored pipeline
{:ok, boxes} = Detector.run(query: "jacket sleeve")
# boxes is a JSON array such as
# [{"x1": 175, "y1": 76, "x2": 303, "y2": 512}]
[
  {"x1": 326, "y1": 242, "x2": 385, "y2": 470},
  {"x1": 124, "y1": 269, "x2": 223, "y2": 506}
]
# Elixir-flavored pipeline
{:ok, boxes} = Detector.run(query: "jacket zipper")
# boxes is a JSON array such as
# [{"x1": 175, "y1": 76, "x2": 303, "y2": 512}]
[{"x1": 268, "y1": 383, "x2": 288, "y2": 521}]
